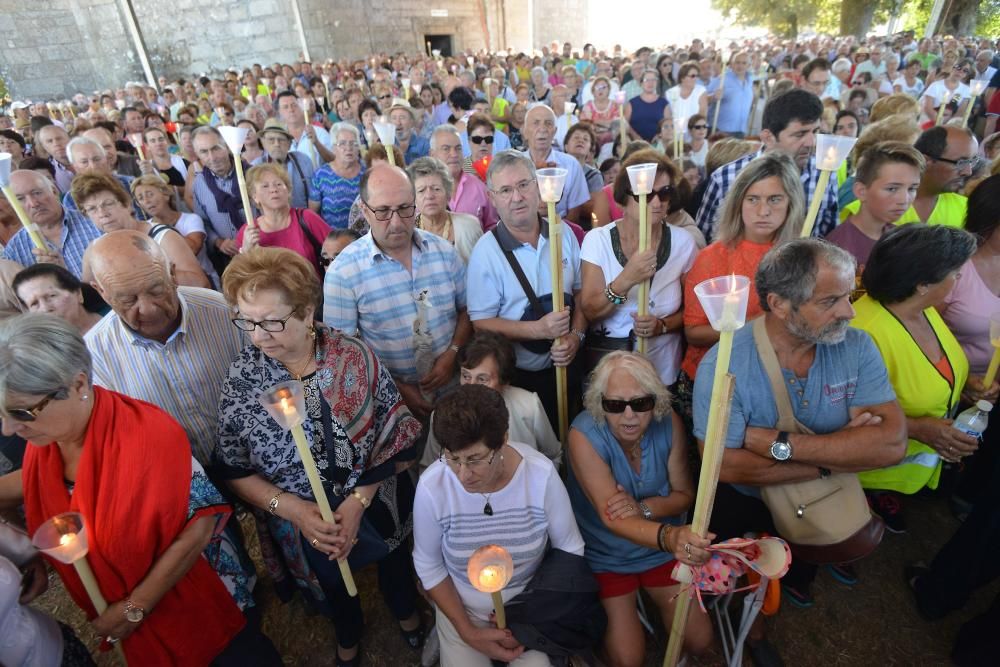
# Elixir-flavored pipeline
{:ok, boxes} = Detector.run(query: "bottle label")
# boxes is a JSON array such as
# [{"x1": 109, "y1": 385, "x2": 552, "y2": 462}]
[{"x1": 954, "y1": 426, "x2": 983, "y2": 441}]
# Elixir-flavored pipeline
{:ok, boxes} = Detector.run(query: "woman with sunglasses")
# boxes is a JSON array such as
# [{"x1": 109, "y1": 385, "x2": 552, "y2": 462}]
[
  {"x1": 413, "y1": 384, "x2": 586, "y2": 666},
  {"x1": 566, "y1": 351, "x2": 713, "y2": 667},
  {"x1": 215, "y1": 247, "x2": 425, "y2": 667},
  {"x1": 665, "y1": 62, "x2": 709, "y2": 136},
  {"x1": 686, "y1": 114, "x2": 710, "y2": 169},
  {"x1": 580, "y1": 150, "x2": 698, "y2": 385},
  {"x1": 580, "y1": 75, "x2": 619, "y2": 147},
  {"x1": 920, "y1": 60, "x2": 972, "y2": 125},
  {"x1": 465, "y1": 112, "x2": 496, "y2": 169},
  {"x1": 407, "y1": 157, "x2": 482, "y2": 264},
  {"x1": 0, "y1": 313, "x2": 282, "y2": 664}
]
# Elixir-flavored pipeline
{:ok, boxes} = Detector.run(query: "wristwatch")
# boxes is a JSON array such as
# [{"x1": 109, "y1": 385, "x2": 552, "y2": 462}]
[
  {"x1": 769, "y1": 431, "x2": 793, "y2": 461},
  {"x1": 124, "y1": 597, "x2": 146, "y2": 623},
  {"x1": 818, "y1": 466, "x2": 832, "y2": 479},
  {"x1": 637, "y1": 501, "x2": 653, "y2": 520}
]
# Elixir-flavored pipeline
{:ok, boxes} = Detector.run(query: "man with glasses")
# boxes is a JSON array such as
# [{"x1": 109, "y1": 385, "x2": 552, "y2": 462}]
[
  {"x1": 466, "y1": 150, "x2": 587, "y2": 433},
  {"x1": 83, "y1": 230, "x2": 244, "y2": 467},
  {"x1": 257, "y1": 120, "x2": 318, "y2": 209},
  {"x1": 324, "y1": 164, "x2": 471, "y2": 421},
  {"x1": 275, "y1": 90, "x2": 334, "y2": 168}
]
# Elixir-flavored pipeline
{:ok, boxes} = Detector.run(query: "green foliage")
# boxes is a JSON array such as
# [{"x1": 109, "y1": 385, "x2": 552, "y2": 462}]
[
  {"x1": 712, "y1": 0, "x2": 820, "y2": 37},
  {"x1": 978, "y1": 0, "x2": 1000, "y2": 35}
]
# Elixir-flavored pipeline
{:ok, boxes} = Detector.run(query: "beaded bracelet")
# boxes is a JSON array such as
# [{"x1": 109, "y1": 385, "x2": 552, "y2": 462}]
[
  {"x1": 656, "y1": 523, "x2": 672, "y2": 552},
  {"x1": 605, "y1": 283, "x2": 627, "y2": 305}
]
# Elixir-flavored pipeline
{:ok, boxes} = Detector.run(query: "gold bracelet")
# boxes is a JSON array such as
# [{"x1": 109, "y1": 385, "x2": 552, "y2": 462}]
[{"x1": 351, "y1": 490, "x2": 371, "y2": 509}]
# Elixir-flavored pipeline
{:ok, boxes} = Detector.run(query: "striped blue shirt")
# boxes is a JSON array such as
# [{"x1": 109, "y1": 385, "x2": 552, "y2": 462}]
[
  {"x1": 311, "y1": 163, "x2": 364, "y2": 229},
  {"x1": 84, "y1": 287, "x2": 245, "y2": 465},
  {"x1": 323, "y1": 229, "x2": 466, "y2": 384},
  {"x1": 2, "y1": 208, "x2": 102, "y2": 278}
]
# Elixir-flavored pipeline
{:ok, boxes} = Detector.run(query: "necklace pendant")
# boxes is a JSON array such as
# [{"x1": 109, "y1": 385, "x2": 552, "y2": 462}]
[{"x1": 483, "y1": 501, "x2": 493, "y2": 516}]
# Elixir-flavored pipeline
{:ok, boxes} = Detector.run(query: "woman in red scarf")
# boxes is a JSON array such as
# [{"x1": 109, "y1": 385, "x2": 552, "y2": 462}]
[{"x1": 0, "y1": 313, "x2": 280, "y2": 666}]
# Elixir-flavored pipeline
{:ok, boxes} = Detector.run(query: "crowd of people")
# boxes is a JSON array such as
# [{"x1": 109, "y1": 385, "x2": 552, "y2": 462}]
[{"x1": 2, "y1": 27, "x2": 1000, "y2": 667}]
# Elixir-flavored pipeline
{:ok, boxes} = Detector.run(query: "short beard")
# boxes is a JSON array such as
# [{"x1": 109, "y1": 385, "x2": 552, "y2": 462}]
[{"x1": 786, "y1": 309, "x2": 851, "y2": 346}]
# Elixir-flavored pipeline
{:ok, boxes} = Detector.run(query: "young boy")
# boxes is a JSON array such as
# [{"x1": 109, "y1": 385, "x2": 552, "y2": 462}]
[{"x1": 826, "y1": 141, "x2": 925, "y2": 269}]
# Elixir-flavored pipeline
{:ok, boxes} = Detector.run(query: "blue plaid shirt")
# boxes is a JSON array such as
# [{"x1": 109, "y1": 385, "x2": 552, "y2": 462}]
[
  {"x1": 694, "y1": 150, "x2": 839, "y2": 243},
  {"x1": 323, "y1": 229, "x2": 467, "y2": 385},
  {"x1": 2, "y1": 207, "x2": 102, "y2": 278}
]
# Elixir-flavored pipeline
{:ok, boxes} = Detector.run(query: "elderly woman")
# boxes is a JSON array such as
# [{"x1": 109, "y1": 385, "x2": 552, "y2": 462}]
[
  {"x1": 0, "y1": 313, "x2": 280, "y2": 664},
  {"x1": 567, "y1": 352, "x2": 712, "y2": 666},
  {"x1": 132, "y1": 174, "x2": 221, "y2": 289},
  {"x1": 215, "y1": 247, "x2": 424, "y2": 666},
  {"x1": 406, "y1": 157, "x2": 483, "y2": 263},
  {"x1": 529, "y1": 66, "x2": 551, "y2": 103},
  {"x1": 139, "y1": 126, "x2": 188, "y2": 187},
  {"x1": 420, "y1": 331, "x2": 561, "y2": 471},
  {"x1": 854, "y1": 224, "x2": 990, "y2": 534},
  {"x1": 70, "y1": 172, "x2": 210, "y2": 288},
  {"x1": 12, "y1": 264, "x2": 106, "y2": 334},
  {"x1": 237, "y1": 163, "x2": 331, "y2": 277},
  {"x1": 465, "y1": 113, "x2": 496, "y2": 171},
  {"x1": 413, "y1": 384, "x2": 586, "y2": 666},
  {"x1": 565, "y1": 122, "x2": 612, "y2": 227},
  {"x1": 580, "y1": 76, "x2": 619, "y2": 148},
  {"x1": 581, "y1": 150, "x2": 698, "y2": 387},
  {"x1": 678, "y1": 152, "x2": 803, "y2": 410},
  {"x1": 311, "y1": 122, "x2": 364, "y2": 229}
]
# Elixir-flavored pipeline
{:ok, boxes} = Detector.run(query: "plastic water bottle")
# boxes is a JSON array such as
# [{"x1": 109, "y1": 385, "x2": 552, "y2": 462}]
[{"x1": 953, "y1": 400, "x2": 992, "y2": 441}]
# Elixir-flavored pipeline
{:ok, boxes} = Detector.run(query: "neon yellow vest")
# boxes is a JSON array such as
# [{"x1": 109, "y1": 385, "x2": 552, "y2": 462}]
[
  {"x1": 851, "y1": 296, "x2": 968, "y2": 494},
  {"x1": 838, "y1": 192, "x2": 967, "y2": 227}
]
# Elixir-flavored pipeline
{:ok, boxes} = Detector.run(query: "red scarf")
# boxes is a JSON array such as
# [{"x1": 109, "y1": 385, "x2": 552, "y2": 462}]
[{"x1": 22, "y1": 387, "x2": 245, "y2": 665}]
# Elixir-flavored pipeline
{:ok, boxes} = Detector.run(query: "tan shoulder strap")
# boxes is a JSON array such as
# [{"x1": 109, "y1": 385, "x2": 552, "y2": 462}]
[{"x1": 751, "y1": 317, "x2": 814, "y2": 434}]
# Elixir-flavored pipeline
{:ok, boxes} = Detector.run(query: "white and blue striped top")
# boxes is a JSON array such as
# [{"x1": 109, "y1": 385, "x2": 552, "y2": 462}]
[{"x1": 413, "y1": 442, "x2": 584, "y2": 621}]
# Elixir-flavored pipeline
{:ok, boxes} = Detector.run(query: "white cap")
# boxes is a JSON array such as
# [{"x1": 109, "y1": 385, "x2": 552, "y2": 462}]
[{"x1": 976, "y1": 400, "x2": 993, "y2": 412}]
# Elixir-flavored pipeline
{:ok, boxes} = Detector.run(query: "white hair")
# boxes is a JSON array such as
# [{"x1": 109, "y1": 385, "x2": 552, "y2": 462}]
[
  {"x1": 331, "y1": 122, "x2": 360, "y2": 141},
  {"x1": 66, "y1": 136, "x2": 106, "y2": 164},
  {"x1": 429, "y1": 124, "x2": 462, "y2": 151}
]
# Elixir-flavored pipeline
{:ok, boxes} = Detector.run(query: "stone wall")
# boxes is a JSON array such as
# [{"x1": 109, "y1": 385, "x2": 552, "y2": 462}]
[{"x1": 0, "y1": 0, "x2": 589, "y2": 100}]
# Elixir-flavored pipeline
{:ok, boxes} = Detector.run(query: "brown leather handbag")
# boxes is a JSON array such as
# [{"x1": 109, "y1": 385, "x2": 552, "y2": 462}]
[{"x1": 752, "y1": 318, "x2": 885, "y2": 565}]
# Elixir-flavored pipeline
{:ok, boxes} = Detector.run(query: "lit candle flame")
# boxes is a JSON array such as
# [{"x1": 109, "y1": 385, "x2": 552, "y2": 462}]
[
  {"x1": 478, "y1": 564, "x2": 505, "y2": 589},
  {"x1": 59, "y1": 532, "x2": 76, "y2": 546}
]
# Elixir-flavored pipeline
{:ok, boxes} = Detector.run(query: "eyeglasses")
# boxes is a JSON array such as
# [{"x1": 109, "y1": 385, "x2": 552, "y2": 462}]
[
  {"x1": 923, "y1": 152, "x2": 978, "y2": 171},
  {"x1": 336, "y1": 140, "x2": 360, "y2": 149},
  {"x1": 492, "y1": 178, "x2": 537, "y2": 200},
  {"x1": 630, "y1": 185, "x2": 674, "y2": 203},
  {"x1": 82, "y1": 199, "x2": 122, "y2": 216},
  {"x1": 442, "y1": 449, "x2": 497, "y2": 471},
  {"x1": 377, "y1": 94, "x2": 392, "y2": 101},
  {"x1": 4, "y1": 391, "x2": 61, "y2": 422},
  {"x1": 692, "y1": 123, "x2": 708, "y2": 130},
  {"x1": 470, "y1": 135, "x2": 495, "y2": 145},
  {"x1": 362, "y1": 200, "x2": 417, "y2": 221},
  {"x1": 231, "y1": 311, "x2": 296, "y2": 333},
  {"x1": 601, "y1": 395, "x2": 656, "y2": 414}
]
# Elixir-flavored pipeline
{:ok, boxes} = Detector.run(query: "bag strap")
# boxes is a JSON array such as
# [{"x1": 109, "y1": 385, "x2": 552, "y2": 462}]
[
  {"x1": 293, "y1": 208, "x2": 325, "y2": 271},
  {"x1": 751, "y1": 318, "x2": 814, "y2": 435},
  {"x1": 492, "y1": 226, "x2": 546, "y2": 320}
]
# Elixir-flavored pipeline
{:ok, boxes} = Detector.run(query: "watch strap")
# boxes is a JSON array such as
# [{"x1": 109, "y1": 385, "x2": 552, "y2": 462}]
[{"x1": 776, "y1": 430, "x2": 790, "y2": 444}]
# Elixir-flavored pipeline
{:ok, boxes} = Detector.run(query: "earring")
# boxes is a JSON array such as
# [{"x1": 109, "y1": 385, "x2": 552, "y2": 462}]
[
  {"x1": 81, "y1": 393, "x2": 89, "y2": 400},
  {"x1": 309, "y1": 326, "x2": 317, "y2": 339}
]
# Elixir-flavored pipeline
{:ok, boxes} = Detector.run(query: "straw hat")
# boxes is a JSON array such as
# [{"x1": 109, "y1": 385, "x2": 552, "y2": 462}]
[{"x1": 260, "y1": 118, "x2": 294, "y2": 141}]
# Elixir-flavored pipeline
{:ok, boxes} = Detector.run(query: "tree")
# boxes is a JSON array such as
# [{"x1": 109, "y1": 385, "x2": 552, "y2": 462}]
[
  {"x1": 841, "y1": 0, "x2": 880, "y2": 37},
  {"x1": 712, "y1": 0, "x2": 822, "y2": 38}
]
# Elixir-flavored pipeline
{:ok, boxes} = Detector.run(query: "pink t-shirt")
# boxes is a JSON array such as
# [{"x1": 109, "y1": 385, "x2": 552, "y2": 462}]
[
  {"x1": 939, "y1": 258, "x2": 1000, "y2": 375},
  {"x1": 236, "y1": 208, "x2": 331, "y2": 276},
  {"x1": 450, "y1": 171, "x2": 498, "y2": 231}
]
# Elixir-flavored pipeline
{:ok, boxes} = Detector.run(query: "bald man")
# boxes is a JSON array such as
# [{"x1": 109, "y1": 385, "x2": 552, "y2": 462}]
[
  {"x1": 35, "y1": 125, "x2": 74, "y2": 193},
  {"x1": 83, "y1": 230, "x2": 243, "y2": 464},
  {"x1": 521, "y1": 104, "x2": 589, "y2": 222},
  {"x1": 1, "y1": 170, "x2": 102, "y2": 278},
  {"x1": 323, "y1": 164, "x2": 471, "y2": 419}
]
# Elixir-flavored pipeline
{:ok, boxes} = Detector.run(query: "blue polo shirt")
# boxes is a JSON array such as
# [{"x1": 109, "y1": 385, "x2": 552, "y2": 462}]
[
  {"x1": 692, "y1": 324, "x2": 895, "y2": 498},
  {"x1": 466, "y1": 217, "x2": 581, "y2": 371},
  {"x1": 518, "y1": 148, "x2": 590, "y2": 218},
  {"x1": 706, "y1": 70, "x2": 756, "y2": 134}
]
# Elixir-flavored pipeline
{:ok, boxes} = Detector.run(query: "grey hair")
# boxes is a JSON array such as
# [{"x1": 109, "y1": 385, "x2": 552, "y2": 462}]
[
  {"x1": 407, "y1": 156, "x2": 455, "y2": 198},
  {"x1": 531, "y1": 66, "x2": 547, "y2": 79},
  {"x1": 831, "y1": 58, "x2": 853, "y2": 75},
  {"x1": 429, "y1": 124, "x2": 462, "y2": 151},
  {"x1": 66, "y1": 136, "x2": 105, "y2": 164},
  {"x1": 331, "y1": 122, "x2": 360, "y2": 142},
  {"x1": 755, "y1": 239, "x2": 856, "y2": 312},
  {"x1": 716, "y1": 152, "x2": 805, "y2": 246},
  {"x1": 0, "y1": 313, "x2": 92, "y2": 403},
  {"x1": 190, "y1": 125, "x2": 224, "y2": 144},
  {"x1": 485, "y1": 149, "x2": 537, "y2": 190},
  {"x1": 583, "y1": 351, "x2": 672, "y2": 423}
]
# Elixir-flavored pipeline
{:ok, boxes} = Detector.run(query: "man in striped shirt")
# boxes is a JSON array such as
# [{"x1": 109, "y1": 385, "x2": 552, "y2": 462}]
[
  {"x1": 324, "y1": 164, "x2": 472, "y2": 420},
  {"x1": 83, "y1": 230, "x2": 244, "y2": 466}
]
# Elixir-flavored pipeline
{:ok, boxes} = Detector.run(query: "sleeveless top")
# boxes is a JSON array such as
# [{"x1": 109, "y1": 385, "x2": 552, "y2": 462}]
[{"x1": 629, "y1": 95, "x2": 669, "y2": 142}]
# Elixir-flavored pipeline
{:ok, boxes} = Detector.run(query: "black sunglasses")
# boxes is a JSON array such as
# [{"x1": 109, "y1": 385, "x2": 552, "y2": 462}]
[
  {"x1": 5, "y1": 390, "x2": 61, "y2": 422},
  {"x1": 470, "y1": 135, "x2": 495, "y2": 145},
  {"x1": 692, "y1": 123, "x2": 708, "y2": 130},
  {"x1": 630, "y1": 185, "x2": 674, "y2": 203},
  {"x1": 602, "y1": 395, "x2": 656, "y2": 414}
]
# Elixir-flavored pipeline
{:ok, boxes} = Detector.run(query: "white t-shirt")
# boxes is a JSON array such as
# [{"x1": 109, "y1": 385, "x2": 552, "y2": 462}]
[
  {"x1": 921, "y1": 79, "x2": 971, "y2": 106},
  {"x1": 665, "y1": 84, "x2": 707, "y2": 136},
  {"x1": 412, "y1": 442, "x2": 584, "y2": 622},
  {"x1": 893, "y1": 76, "x2": 925, "y2": 98},
  {"x1": 580, "y1": 223, "x2": 698, "y2": 385},
  {"x1": 176, "y1": 212, "x2": 221, "y2": 288}
]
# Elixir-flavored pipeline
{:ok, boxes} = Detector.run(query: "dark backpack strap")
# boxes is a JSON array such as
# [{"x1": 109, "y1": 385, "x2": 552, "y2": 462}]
[
  {"x1": 492, "y1": 227, "x2": 546, "y2": 320},
  {"x1": 293, "y1": 208, "x2": 325, "y2": 270},
  {"x1": 148, "y1": 223, "x2": 173, "y2": 240}
]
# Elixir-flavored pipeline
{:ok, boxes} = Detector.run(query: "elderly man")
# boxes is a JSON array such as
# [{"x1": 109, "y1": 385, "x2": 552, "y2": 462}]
[
  {"x1": 34, "y1": 125, "x2": 74, "y2": 194},
  {"x1": 707, "y1": 51, "x2": 755, "y2": 137},
  {"x1": 256, "y1": 120, "x2": 317, "y2": 209},
  {"x1": 190, "y1": 126, "x2": 248, "y2": 267},
  {"x1": 840, "y1": 126, "x2": 977, "y2": 227},
  {"x1": 429, "y1": 125, "x2": 497, "y2": 230},
  {"x1": 521, "y1": 105, "x2": 589, "y2": 223},
  {"x1": 696, "y1": 89, "x2": 837, "y2": 242},
  {"x1": 275, "y1": 90, "x2": 334, "y2": 168},
  {"x1": 693, "y1": 239, "x2": 905, "y2": 616},
  {"x1": 83, "y1": 229, "x2": 244, "y2": 466},
  {"x1": 2, "y1": 170, "x2": 101, "y2": 277},
  {"x1": 63, "y1": 136, "x2": 146, "y2": 219},
  {"x1": 388, "y1": 102, "x2": 430, "y2": 164},
  {"x1": 324, "y1": 164, "x2": 471, "y2": 420},
  {"x1": 466, "y1": 150, "x2": 586, "y2": 431},
  {"x1": 83, "y1": 126, "x2": 141, "y2": 178}
]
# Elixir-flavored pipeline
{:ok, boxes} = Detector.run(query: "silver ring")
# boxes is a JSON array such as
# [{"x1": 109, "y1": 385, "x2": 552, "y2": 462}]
[
  {"x1": 107, "y1": 637, "x2": 120, "y2": 644},
  {"x1": 684, "y1": 542, "x2": 692, "y2": 555}
]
